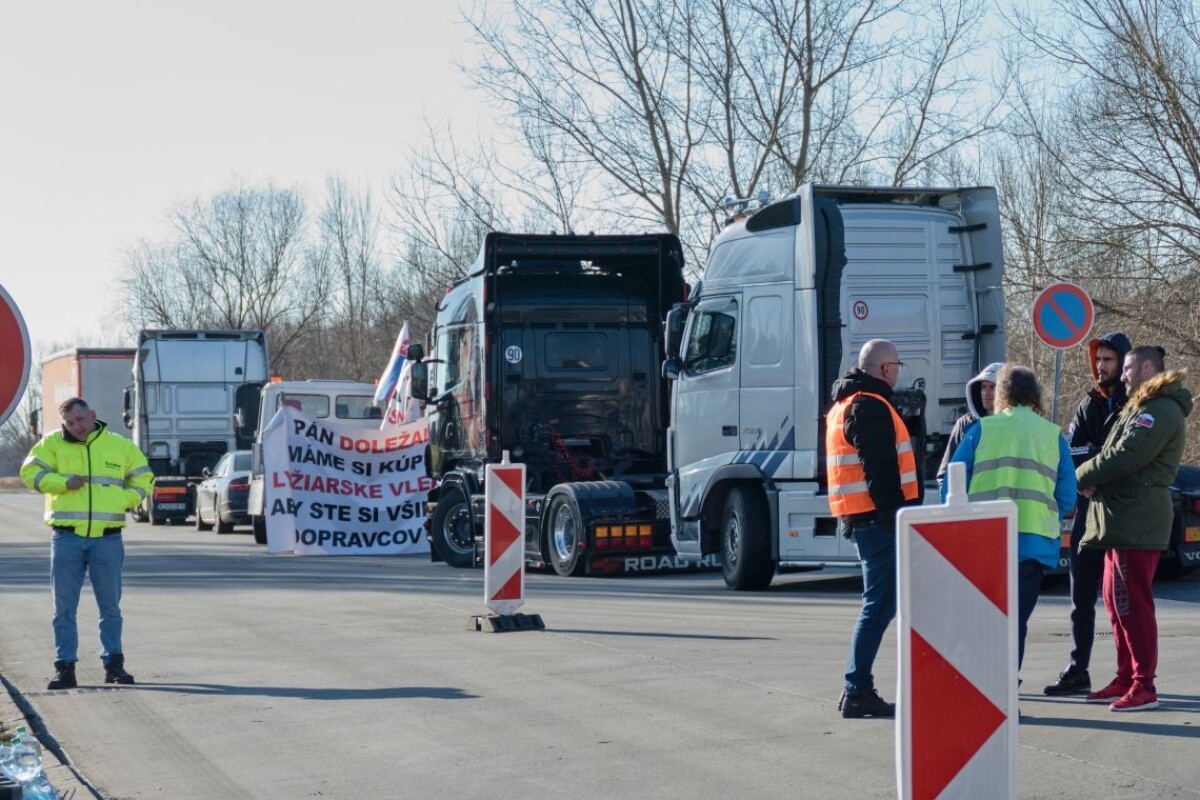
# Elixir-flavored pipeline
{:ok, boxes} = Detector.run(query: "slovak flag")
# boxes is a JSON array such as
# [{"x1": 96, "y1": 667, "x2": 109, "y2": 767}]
[
  {"x1": 374, "y1": 321, "x2": 410, "y2": 406},
  {"x1": 381, "y1": 359, "x2": 422, "y2": 429}
]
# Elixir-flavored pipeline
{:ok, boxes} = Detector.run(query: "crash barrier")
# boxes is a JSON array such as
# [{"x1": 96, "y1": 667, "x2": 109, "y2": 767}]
[
  {"x1": 896, "y1": 462, "x2": 1018, "y2": 800},
  {"x1": 473, "y1": 452, "x2": 543, "y2": 632}
]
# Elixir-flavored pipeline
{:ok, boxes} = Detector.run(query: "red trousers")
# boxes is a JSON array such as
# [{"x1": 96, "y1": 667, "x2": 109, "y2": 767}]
[{"x1": 1102, "y1": 549, "x2": 1160, "y2": 687}]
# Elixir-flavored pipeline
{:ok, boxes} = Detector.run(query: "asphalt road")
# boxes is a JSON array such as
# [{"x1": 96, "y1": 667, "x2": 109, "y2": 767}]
[{"x1": 1, "y1": 490, "x2": 1199, "y2": 800}]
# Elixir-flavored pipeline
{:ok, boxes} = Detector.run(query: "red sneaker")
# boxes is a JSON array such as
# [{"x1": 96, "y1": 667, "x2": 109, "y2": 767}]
[
  {"x1": 1110, "y1": 684, "x2": 1159, "y2": 712},
  {"x1": 1084, "y1": 680, "x2": 1131, "y2": 704}
]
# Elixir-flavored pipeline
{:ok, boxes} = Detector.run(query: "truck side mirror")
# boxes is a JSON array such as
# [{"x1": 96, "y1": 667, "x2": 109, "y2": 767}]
[
  {"x1": 662, "y1": 357, "x2": 680, "y2": 381},
  {"x1": 406, "y1": 342, "x2": 425, "y2": 362},
  {"x1": 664, "y1": 305, "x2": 685, "y2": 358},
  {"x1": 122, "y1": 386, "x2": 133, "y2": 429},
  {"x1": 410, "y1": 362, "x2": 430, "y2": 401}
]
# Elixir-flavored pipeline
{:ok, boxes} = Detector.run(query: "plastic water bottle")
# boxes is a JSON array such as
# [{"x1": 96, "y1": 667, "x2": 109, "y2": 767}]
[
  {"x1": 0, "y1": 734, "x2": 13, "y2": 780},
  {"x1": 22, "y1": 773, "x2": 59, "y2": 799},
  {"x1": 9, "y1": 727, "x2": 42, "y2": 784}
]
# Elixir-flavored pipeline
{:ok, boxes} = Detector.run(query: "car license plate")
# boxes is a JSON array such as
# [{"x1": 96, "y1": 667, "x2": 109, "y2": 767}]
[{"x1": 156, "y1": 502, "x2": 186, "y2": 511}]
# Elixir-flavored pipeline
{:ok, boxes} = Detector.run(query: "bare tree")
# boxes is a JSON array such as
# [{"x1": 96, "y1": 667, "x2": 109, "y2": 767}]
[
  {"x1": 1008, "y1": 0, "x2": 1200, "y2": 357},
  {"x1": 307, "y1": 177, "x2": 389, "y2": 381},
  {"x1": 460, "y1": 0, "x2": 1003, "y2": 267},
  {"x1": 466, "y1": 0, "x2": 704, "y2": 235},
  {"x1": 0, "y1": 402, "x2": 38, "y2": 474},
  {"x1": 121, "y1": 184, "x2": 332, "y2": 374}
]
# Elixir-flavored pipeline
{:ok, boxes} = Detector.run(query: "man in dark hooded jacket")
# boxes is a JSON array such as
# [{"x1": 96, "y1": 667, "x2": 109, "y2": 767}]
[{"x1": 1045, "y1": 331, "x2": 1132, "y2": 696}]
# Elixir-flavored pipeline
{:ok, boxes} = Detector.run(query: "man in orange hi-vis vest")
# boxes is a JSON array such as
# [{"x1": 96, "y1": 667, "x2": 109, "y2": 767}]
[{"x1": 826, "y1": 339, "x2": 920, "y2": 719}]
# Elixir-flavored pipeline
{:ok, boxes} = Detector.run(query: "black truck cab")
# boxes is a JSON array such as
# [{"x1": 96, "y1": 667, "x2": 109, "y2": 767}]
[{"x1": 410, "y1": 232, "x2": 686, "y2": 575}]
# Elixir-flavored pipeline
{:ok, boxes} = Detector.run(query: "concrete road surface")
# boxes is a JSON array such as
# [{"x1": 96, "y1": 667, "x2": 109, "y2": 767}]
[{"x1": 1, "y1": 491, "x2": 1198, "y2": 800}]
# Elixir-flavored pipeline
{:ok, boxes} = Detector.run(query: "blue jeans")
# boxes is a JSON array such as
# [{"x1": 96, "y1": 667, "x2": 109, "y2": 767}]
[
  {"x1": 1017, "y1": 558, "x2": 1044, "y2": 670},
  {"x1": 51, "y1": 530, "x2": 125, "y2": 662},
  {"x1": 844, "y1": 520, "x2": 896, "y2": 694}
]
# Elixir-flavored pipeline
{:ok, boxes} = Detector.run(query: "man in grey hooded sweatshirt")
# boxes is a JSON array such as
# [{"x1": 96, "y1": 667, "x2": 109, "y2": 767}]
[{"x1": 937, "y1": 362, "x2": 1004, "y2": 492}]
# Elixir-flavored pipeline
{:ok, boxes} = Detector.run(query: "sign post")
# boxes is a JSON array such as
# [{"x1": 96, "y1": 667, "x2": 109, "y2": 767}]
[
  {"x1": 472, "y1": 451, "x2": 544, "y2": 632},
  {"x1": 1031, "y1": 282, "x2": 1094, "y2": 424},
  {"x1": 897, "y1": 463, "x2": 1018, "y2": 800},
  {"x1": 0, "y1": 285, "x2": 32, "y2": 428}
]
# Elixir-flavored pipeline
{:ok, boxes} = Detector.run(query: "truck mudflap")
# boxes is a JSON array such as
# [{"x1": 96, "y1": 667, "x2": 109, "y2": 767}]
[
  {"x1": 149, "y1": 477, "x2": 194, "y2": 525},
  {"x1": 587, "y1": 550, "x2": 723, "y2": 576}
]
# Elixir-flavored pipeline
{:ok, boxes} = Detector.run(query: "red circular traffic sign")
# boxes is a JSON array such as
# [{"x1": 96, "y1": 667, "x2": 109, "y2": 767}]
[
  {"x1": 0, "y1": 285, "x2": 32, "y2": 427},
  {"x1": 1032, "y1": 282, "x2": 1094, "y2": 349}
]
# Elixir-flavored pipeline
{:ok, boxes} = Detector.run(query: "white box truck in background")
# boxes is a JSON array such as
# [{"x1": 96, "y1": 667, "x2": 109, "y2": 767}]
[
  {"x1": 123, "y1": 329, "x2": 268, "y2": 524},
  {"x1": 664, "y1": 184, "x2": 1006, "y2": 589},
  {"x1": 245, "y1": 379, "x2": 380, "y2": 544},
  {"x1": 39, "y1": 348, "x2": 136, "y2": 437}
]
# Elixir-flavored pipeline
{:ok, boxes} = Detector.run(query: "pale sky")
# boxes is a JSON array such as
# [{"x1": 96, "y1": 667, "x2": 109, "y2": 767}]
[{"x1": 0, "y1": 1, "x2": 480, "y2": 359}]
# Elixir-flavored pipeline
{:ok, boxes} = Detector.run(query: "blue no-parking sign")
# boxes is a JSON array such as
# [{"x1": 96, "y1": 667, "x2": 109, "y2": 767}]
[{"x1": 1032, "y1": 282, "x2": 1094, "y2": 350}]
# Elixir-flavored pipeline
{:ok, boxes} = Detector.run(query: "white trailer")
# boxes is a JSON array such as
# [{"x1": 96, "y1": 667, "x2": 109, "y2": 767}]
[
  {"x1": 664, "y1": 184, "x2": 1006, "y2": 589},
  {"x1": 40, "y1": 348, "x2": 136, "y2": 436}
]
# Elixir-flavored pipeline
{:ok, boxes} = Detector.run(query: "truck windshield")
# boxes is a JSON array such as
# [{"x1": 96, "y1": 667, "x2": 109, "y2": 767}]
[
  {"x1": 278, "y1": 393, "x2": 330, "y2": 418},
  {"x1": 335, "y1": 394, "x2": 377, "y2": 419},
  {"x1": 545, "y1": 333, "x2": 607, "y2": 371}
]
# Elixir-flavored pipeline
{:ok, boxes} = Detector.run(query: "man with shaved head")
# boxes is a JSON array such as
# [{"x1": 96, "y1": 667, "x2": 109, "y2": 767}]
[{"x1": 826, "y1": 339, "x2": 920, "y2": 718}]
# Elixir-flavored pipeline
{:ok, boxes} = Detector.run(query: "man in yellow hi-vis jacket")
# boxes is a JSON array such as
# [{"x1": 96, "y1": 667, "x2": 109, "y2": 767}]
[{"x1": 21, "y1": 396, "x2": 153, "y2": 690}]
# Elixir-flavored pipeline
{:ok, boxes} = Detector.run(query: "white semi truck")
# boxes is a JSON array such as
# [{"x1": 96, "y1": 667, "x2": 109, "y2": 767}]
[
  {"x1": 664, "y1": 184, "x2": 1006, "y2": 589},
  {"x1": 123, "y1": 329, "x2": 269, "y2": 524}
]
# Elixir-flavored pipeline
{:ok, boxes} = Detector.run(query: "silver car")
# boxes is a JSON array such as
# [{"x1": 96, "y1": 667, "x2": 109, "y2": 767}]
[{"x1": 195, "y1": 451, "x2": 252, "y2": 533}]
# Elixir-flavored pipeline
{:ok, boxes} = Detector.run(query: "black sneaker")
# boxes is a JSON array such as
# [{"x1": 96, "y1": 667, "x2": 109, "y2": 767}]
[
  {"x1": 839, "y1": 689, "x2": 895, "y2": 718},
  {"x1": 1043, "y1": 667, "x2": 1091, "y2": 696}
]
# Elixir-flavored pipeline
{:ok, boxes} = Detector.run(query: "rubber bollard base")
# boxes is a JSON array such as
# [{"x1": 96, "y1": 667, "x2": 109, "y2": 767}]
[{"x1": 468, "y1": 613, "x2": 546, "y2": 632}]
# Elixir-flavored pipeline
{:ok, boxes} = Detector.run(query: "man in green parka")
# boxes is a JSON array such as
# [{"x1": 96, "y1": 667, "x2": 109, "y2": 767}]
[{"x1": 1076, "y1": 346, "x2": 1192, "y2": 712}]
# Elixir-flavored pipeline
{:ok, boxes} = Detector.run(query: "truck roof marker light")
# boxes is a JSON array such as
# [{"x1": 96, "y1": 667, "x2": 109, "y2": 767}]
[{"x1": 270, "y1": 376, "x2": 282, "y2": 383}]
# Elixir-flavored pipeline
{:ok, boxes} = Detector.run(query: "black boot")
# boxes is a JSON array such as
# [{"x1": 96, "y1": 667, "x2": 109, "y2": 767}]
[
  {"x1": 104, "y1": 653, "x2": 135, "y2": 685},
  {"x1": 47, "y1": 660, "x2": 77, "y2": 690}
]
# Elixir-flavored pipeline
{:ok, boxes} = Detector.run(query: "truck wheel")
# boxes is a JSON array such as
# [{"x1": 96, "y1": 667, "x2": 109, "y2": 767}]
[
  {"x1": 431, "y1": 492, "x2": 474, "y2": 568},
  {"x1": 547, "y1": 494, "x2": 585, "y2": 577},
  {"x1": 253, "y1": 516, "x2": 267, "y2": 545},
  {"x1": 215, "y1": 502, "x2": 234, "y2": 534},
  {"x1": 195, "y1": 503, "x2": 213, "y2": 531},
  {"x1": 721, "y1": 486, "x2": 773, "y2": 591}
]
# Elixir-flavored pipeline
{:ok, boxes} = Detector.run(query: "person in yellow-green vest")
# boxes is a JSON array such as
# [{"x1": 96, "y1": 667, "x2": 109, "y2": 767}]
[
  {"x1": 21, "y1": 396, "x2": 154, "y2": 690},
  {"x1": 942, "y1": 365, "x2": 1077, "y2": 671}
]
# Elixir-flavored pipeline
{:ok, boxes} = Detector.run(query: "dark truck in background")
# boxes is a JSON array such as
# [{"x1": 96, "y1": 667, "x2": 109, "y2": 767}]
[
  {"x1": 408, "y1": 232, "x2": 691, "y2": 575},
  {"x1": 1053, "y1": 464, "x2": 1200, "y2": 579}
]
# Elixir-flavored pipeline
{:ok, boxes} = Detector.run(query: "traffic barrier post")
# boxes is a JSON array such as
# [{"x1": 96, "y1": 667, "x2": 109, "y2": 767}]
[
  {"x1": 896, "y1": 462, "x2": 1018, "y2": 800},
  {"x1": 473, "y1": 451, "x2": 544, "y2": 632}
]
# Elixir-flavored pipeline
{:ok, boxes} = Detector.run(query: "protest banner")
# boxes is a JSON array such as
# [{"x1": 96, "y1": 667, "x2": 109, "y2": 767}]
[{"x1": 260, "y1": 405, "x2": 433, "y2": 556}]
